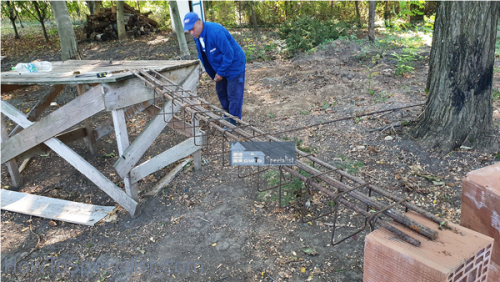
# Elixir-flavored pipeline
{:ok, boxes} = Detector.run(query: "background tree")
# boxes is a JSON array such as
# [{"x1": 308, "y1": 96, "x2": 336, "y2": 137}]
[
  {"x1": 412, "y1": 2, "x2": 500, "y2": 153},
  {"x1": 116, "y1": 0, "x2": 127, "y2": 41},
  {"x1": 251, "y1": 1, "x2": 258, "y2": 33},
  {"x1": 355, "y1": 1, "x2": 361, "y2": 26},
  {"x1": 50, "y1": 1, "x2": 78, "y2": 61},
  {"x1": 368, "y1": 1, "x2": 375, "y2": 42},
  {"x1": 169, "y1": 0, "x2": 189, "y2": 58},
  {"x1": 2, "y1": 1, "x2": 20, "y2": 39},
  {"x1": 22, "y1": 1, "x2": 51, "y2": 42}
]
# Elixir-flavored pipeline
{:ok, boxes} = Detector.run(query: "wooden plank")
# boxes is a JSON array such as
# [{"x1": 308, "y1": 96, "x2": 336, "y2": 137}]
[
  {"x1": 1, "y1": 84, "x2": 33, "y2": 94},
  {"x1": 144, "y1": 158, "x2": 192, "y2": 197},
  {"x1": 14, "y1": 128, "x2": 87, "y2": 162},
  {"x1": 1, "y1": 60, "x2": 199, "y2": 85},
  {"x1": 113, "y1": 98, "x2": 180, "y2": 178},
  {"x1": 0, "y1": 189, "x2": 116, "y2": 226},
  {"x1": 0, "y1": 102, "x2": 139, "y2": 215},
  {"x1": 1, "y1": 86, "x2": 105, "y2": 164},
  {"x1": 111, "y1": 109, "x2": 138, "y2": 201},
  {"x1": 1, "y1": 116, "x2": 22, "y2": 188},
  {"x1": 77, "y1": 84, "x2": 97, "y2": 155},
  {"x1": 18, "y1": 158, "x2": 31, "y2": 174},
  {"x1": 103, "y1": 64, "x2": 197, "y2": 110},
  {"x1": 130, "y1": 138, "x2": 200, "y2": 183}
]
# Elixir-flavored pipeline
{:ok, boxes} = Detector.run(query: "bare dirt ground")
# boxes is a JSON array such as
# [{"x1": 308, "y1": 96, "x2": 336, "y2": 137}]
[{"x1": 1, "y1": 28, "x2": 500, "y2": 282}]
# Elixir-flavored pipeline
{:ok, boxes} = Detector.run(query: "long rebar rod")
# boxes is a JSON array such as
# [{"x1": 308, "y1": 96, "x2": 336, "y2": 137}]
[{"x1": 129, "y1": 69, "x2": 442, "y2": 241}]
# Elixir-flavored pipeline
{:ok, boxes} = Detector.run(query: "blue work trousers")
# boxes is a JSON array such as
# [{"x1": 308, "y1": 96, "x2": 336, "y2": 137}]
[{"x1": 215, "y1": 72, "x2": 245, "y2": 126}]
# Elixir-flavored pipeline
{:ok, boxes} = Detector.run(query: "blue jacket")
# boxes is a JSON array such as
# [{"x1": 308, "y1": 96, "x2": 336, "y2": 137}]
[{"x1": 193, "y1": 22, "x2": 246, "y2": 81}]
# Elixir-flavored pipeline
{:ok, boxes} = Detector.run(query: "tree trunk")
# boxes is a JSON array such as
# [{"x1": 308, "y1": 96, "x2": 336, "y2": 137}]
[
  {"x1": 15, "y1": 6, "x2": 24, "y2": 28},
  {"x1": 355, "y1": 1, "x2": 361, "y2": 26},
  {"x1": 6, "y1": 1, "x2": 20, "y2": 39},
  {"x1": 33, "y1": 1, "x2": 49, "y2": 42},
  {"x1": 135, "y1": 0, "x2": 140, "y2": 11},
  {"x1": 239, "y1": 1, "x2": 242, "y2": 26},
  {"x1": 331, "y1": 1, "x2": 334, "y2": 17},
  {"x1": 116, "y1": 1, "x2": 127, "y2": 41},
  {"x1": 86, "y1": 1, "x2": 95, "y2": 14},
  {"x1": 50, "y1": 1, "x2": 79, "y2": 61},
  {"x1": 368, "y1": 1, "x2": 375, "y2": 42},
  {"x1": 169, "y1": 1, "x2": 190, "y2": 58},
  {"x1": 384, "y1": 1, "x2": 390, "y2": 26},
  {"x1": 251, "y1": 1, "x2": 258, "y2": 33},
  {"x1": 412, "y1": 2, "x2": 500, "y2": 153}
]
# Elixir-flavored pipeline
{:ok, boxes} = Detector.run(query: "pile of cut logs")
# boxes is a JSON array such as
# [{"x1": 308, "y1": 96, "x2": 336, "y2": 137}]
[{"x1": 84, "y1": 3, "x2": 159, "y2": 41}]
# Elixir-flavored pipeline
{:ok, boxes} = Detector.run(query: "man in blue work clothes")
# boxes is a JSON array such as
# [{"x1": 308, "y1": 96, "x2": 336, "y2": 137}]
[{"x1": 183, "y1": 12, "x2": 246, "y2": 127}]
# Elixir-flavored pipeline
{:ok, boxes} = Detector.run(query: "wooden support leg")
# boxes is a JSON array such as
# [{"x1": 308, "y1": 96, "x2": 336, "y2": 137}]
[
  {"x1": 190, "y1": 86, "x2": 202, "y2": 171},
  {"x1": 77, "y1": 84, "x2": 97, "y2": 155},
  {"x1": 1, "y1": 115, "x2": 22, "y2": 188},
  {"x1": 10, "y1": 84, "x2": 65, "y2": 137},
  {"x1": 111, "y1": 109, "x2": 139, "y2": 201},
  {"x1": 192, "y1": 116, "x2": 202, "y2": 171}
]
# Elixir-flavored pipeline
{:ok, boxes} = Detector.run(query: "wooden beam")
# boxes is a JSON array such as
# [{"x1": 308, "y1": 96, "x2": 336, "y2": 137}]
[
  {"x1": 77, "y1": 84, "x2": 97, "y2": 155},
  {"x1": 1, "y1": 101, "x2": 138, "y2": 216},
  {"x1": 1, "y1": 86, "x2": 105, "y2": 164},
  {"x1": 1, "y1": 84, "x2": 33, "y2": 94},
  {"x1": 113, "y1": 98, "x2": 181, "y2": 178},
  {"x1": 130, "y1": 137, "x2": 200, "y2": 183},
  {"x1": 9, "y1": 84, "x2": 65, "y2": 137},
  {"x1": 102, "y1": 65, "x2": 197, "y2": 111},
  {"x1": 1, "y1": 116, "x2": 22, "y2": 188},
  {"x1": 14, "y1": 128, "x2": 87, "y2": 162},
  {"x1": 1, "y1": 189, "x2": 116, "y2": 226},
  {"x1": 144, "y1": 157, "x2": 192, "y2": 197},
  {"x1": 111, "y1": 109, "x2": 138, "y2": 201}
]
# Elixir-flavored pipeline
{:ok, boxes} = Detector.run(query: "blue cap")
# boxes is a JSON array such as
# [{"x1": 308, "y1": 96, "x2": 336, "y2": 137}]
[{"x1": 183, "y1": 12, "x2": 200, "y2": 31}]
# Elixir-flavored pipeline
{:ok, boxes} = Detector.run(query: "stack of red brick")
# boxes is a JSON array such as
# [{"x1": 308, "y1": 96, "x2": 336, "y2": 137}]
[
  {"x1": 461, "y1": 162, "x2": 500, "y2": 282},
  {"x1": 363, "y1": 162, "x2": 499, "y2": 282}
]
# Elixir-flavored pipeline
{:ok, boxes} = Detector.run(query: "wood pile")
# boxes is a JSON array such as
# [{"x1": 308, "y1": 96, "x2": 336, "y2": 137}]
[{"x1": 84, "y1": 3, "x2": 159, "y2": 41}]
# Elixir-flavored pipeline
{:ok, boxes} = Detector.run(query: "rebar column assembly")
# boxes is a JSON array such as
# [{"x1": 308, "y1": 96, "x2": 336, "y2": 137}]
[{"x1": 128, "y1": 68, "x2": 446, "y2": 247}]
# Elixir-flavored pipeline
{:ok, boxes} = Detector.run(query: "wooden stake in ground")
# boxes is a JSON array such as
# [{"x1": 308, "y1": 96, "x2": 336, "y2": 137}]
[
  {"x1": 116, "y1": 1, "x2": 127, "y2": 41},
  {"x1": 169, "y1": 1, "x2": 190, "y2": 58}
]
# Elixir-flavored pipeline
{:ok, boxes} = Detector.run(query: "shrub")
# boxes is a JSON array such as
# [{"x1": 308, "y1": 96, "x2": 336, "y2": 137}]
[{"x1": 278, "y1": 16, "x2": 350, "y2": 55}]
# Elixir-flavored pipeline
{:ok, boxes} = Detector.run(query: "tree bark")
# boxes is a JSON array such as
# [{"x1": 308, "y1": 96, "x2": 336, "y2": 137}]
[
  {"x1": 50, "y1": 1, "x2": 79, "y2": 61},
  {"x1": 368, "y1": 1, "x2": 375, "y2": 42},
  {"x1": 412, "y1": 2, "x2": 500, "y2": 153},
  {"x1": 169, "y1": 1, "x2": 190, "y2": 58},
  {"x1": 116, "y1": 1, "x2": 127, "y2": 41}
]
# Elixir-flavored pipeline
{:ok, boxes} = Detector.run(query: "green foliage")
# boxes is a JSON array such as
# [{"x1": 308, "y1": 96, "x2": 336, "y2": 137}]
[
  {"x1": 293, "y1": 137, "x2": 317, "y2": 154},
  {"x1": 392, "y1": 47, "x2": 422, "y2": 76},
  {"x1": 493, "y1": 88, "x2": 500, "y2": 101},
  {"x1": 278, "y1": 16, "x2": 349, "y2": 55},
  {"x1": 333, "y1": 156, "x2": 364, "y2": 175},
  {"x1": 259, "y1": 169, "x2": 311, "y2": 206}
]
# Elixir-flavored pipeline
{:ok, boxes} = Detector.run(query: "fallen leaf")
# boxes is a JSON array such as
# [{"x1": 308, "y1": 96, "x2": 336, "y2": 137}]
[
  {"x1": 302, "y1": 247, "x2": 319, "y2": 256},
  {"x1": 49, "y1": 220, "x2": 57, "y2": 227},
  {"x1": 301, "y1": 267, "x2": 306, "y2": 273},
  {"x1": 212, "y1": 243, "x2": 217, "y2": 247}
]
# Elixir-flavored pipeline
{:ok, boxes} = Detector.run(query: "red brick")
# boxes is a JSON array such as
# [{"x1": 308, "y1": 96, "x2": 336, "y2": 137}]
[
  {"x1": 461, "y1": 162, "x2": 500, "y2": 267},
  {"x1": 364, "y1": 212, "x2": 494, "y2": 282}
]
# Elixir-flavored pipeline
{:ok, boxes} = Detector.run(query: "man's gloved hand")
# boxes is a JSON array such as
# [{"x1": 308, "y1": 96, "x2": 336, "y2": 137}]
[{"x1": 214, "y1": 74, "x2": 223, "y2": 82}]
